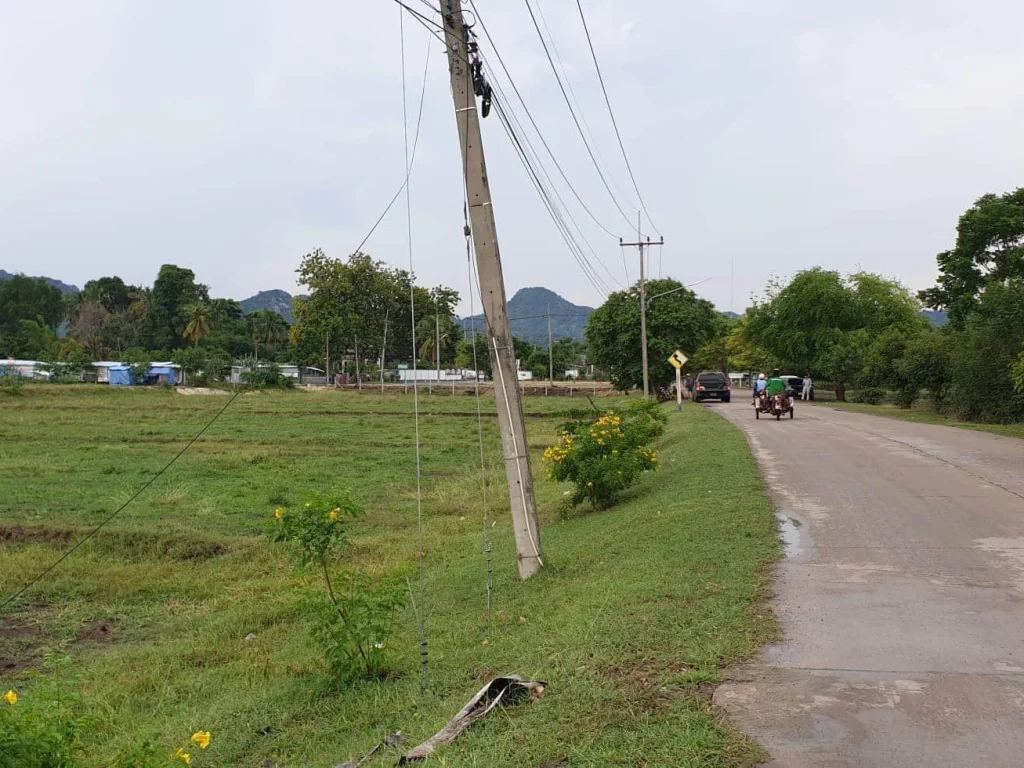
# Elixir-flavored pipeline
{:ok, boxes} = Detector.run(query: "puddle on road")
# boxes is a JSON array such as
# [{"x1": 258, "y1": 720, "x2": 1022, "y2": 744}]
[{"x1": 776, "y1": 512, "x2": 810, "y2": 559}]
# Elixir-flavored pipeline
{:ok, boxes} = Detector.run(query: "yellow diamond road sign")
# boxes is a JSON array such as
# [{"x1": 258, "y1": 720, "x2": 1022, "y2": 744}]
[{"x1": 668, "y1": 350, "x2": 688, "y2": 369}]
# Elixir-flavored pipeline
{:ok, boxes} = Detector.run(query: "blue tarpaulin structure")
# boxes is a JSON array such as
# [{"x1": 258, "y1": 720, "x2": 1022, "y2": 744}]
[
  {"x1": 107, "y1": 364, "x2": 178, "y2": 386},
  {"x1": 109, "y1": 366, "x2": 132, "y2": 386}
]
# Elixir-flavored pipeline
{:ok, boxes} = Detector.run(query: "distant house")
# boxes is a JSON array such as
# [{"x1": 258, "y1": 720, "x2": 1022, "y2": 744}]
[
  {"x1": 396, "y1": 368, "x2": 465, "y2": 383},
  {"x1": 0, "y1": 360, "x2": 48, "y2": 379},
  {"x1": 229, "y1": 364, "x2": 317, "y2": 384}
]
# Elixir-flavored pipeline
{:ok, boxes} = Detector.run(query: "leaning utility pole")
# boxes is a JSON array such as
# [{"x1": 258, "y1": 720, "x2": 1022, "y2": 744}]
[
  {"x1": 620, "y1": 216, "x2": 665, "y2": 398},
  {"x1": 442, "y1": 0, "x2": 543, "y2": 578}
]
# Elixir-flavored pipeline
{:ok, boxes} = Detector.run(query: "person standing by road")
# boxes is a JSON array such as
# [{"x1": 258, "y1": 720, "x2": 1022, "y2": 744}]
[
  {"x1": 684, "y1": 374, "x2": 694, "y2": 400},
  {"x1": 802, "y1": 373, "x2": 813, "y2": 401}
]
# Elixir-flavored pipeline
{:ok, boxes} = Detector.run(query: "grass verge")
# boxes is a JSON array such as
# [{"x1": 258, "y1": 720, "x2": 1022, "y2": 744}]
[
  {"x1": 0, "y1": 387, "x2": 777, "y2": 766},
  {"x1": 815, "y1": 401, "x2": 1024, "y2": 440}
]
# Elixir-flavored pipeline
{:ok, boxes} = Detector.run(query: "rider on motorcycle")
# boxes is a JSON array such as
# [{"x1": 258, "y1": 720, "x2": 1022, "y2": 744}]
[{"x1": 753, "y1": 373, "x2": 768, "y2": 404}]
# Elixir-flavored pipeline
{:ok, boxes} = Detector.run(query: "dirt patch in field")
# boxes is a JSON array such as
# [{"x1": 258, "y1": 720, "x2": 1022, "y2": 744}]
[
  {"x1": 0, "y1": 525, "x2": 228, "y2": 562},
  {"x1": 0, "y1": 618, "x2": 45, "y2": 673},
  {"x1": 0, "y1": 525, "x2": 75, "y2": 545},
  {"x1": 76, "y1": 618, "x2": 118, "y2": 643}
]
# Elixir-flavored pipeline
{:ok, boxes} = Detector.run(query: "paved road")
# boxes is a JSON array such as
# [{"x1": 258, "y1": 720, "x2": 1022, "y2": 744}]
[{"x1": 709, "y1": 400, "x2": 1024, "y2": 767}]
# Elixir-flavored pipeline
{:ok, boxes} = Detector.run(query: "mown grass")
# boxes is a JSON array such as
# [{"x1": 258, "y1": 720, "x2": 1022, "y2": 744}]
[
  {"x1": 816, "y1": 400, "x2": 1024, "y2": 440},
  {"x1": 0, "y1": 386, "x2": 777, "y2": 766}
]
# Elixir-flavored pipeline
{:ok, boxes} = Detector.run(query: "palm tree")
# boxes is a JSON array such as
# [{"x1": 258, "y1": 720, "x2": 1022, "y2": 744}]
[
  {"x1": 182, "y1": 304, "x2": 211, "y2": 347},
  {"x1": 247, "y1": 310, "x2": 289, "y2": 364}
]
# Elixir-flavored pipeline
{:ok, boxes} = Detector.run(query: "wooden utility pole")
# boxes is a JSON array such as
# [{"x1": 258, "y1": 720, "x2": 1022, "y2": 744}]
[
  {"x1": 547, "y1": 306, "x2": 554, "y2": 384},
  {"x1": 621, "y1": 216, "x2": 665, "y2": 398},
  {"x1": 442, "y1": 0, "x2": 543, "y2": 578}
]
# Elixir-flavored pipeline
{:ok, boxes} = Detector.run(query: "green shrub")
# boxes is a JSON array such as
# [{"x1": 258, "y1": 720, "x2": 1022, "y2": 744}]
[
  {"x1": 544, "y1": 401, "x2": 664, "y2": 509},
  {"x1": 0, "y1": 369, "x2": 25, "y2": 394},
  {"x1": 270, "y1": 492, "x2": 405, "y2": 684},
  {"x1": 0, "y1": 654, "x2": 86, "y2": 767},
  {"x1": 892, "y1": 386, "x2": 918, "y2": 409},
  {"x1": 851, "y1": 387, "x2": 886, "y2": 405},
  {"x1": 241, "y1": 364, "x2": 295, "y2": 389}
]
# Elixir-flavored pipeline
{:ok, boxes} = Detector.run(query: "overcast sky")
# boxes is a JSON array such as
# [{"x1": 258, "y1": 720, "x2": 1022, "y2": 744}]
[{"x1": 3, "y1": 0, "x2": 1023, "y2": 314}]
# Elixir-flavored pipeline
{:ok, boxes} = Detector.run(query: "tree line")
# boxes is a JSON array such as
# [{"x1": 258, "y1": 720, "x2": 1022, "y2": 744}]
[
  {"x1": 0, "y1": 265, "x2": 293, "y2": 381},
  {"x1": 0, "y1": 251, "x2": 590, "y2": 383},
  {"x1": 579, "y1": 188, "x2": 1024, "y2": 424}
]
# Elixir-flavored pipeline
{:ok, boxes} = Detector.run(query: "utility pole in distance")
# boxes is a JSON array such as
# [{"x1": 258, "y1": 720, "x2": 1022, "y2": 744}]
[
  {"x1": 442, "y1": 0, "x2": 543, "y2": 579},
  {"x1": 621, "y1": 221, "x2": 665, "y2": 398},
  {"x1": 547, "y1": 305, "x2": 554, "y2": 384}
]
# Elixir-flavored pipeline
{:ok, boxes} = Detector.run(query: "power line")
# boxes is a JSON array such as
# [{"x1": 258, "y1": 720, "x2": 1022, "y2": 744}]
[
  {"x1": 521, "y1": 0, "x2": 637, "y2": 231},
  {"x1": 1, "y1": 389, "x2": 241, "y2": 613},
  {"x1": 576, "y1": 0, "x2": 661, "y2": 236},
  {"x1": 490, "y1": 93, "x2": 612, "y2": 296},
  {"x1": 352, "y1": 21, "x2": 432, "y2": 255},
  {"x1": 400, "y1": 3, "x2": 430, "y2": 693},
  {"x1": 467, "y1": 0, "x2": 623, "y2": 241},
  {"x1": 390, "y1": 0, "x2": 445, "y2": 31},
  {"x1": 479, "y1": 56, "x2": 623, "y2": 292}
]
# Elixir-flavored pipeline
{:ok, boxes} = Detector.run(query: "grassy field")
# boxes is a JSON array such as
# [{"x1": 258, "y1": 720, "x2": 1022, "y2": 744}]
[
  {"x1": 816, "y1": 401, "x2": 1024, "y2": 440},
  {"x1": 0, "y1": 386, "x2": 778, "y2": 766}
]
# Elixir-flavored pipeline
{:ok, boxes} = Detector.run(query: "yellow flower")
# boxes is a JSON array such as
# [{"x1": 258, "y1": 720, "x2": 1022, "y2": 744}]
[
  {"x1": 192, "y1": 731, "x2": 212, "y2": 749},
  {"x1": 274, "y1": 508, "x2": 284, "y2": 519},
  {"x1": 304, "y1": 502, "x2": 311, "y2": 509},
  {"x1": 175, "y1": 747, "x2": 192, "y2": 764},
  {"x1": 328, "y1": 509, "x2": 340, "y2": 521},
  {"x1": 3, "y1": 690, "x2": 17, "y2": 705}
]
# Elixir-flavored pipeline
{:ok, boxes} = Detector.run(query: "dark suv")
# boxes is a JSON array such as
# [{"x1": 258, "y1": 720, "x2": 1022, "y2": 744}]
[{"x1": 694, "y1": 371, "x2": 731, "y2": 403}]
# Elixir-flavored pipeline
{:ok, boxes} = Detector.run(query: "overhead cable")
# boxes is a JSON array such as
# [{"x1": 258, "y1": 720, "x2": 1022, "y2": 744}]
[
  {"x1": 576, "y1": 0, "x2": 661, "y2": 235},
  {"x1": 521, "y1": 0, "x2": 637, "y2": 231}
]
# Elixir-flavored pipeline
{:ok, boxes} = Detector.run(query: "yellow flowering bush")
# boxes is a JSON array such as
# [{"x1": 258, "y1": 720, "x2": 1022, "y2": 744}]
[
  {"x1": 544, "y1": 400, "x2": 665, "y2": 509},
  {"x1": 271, "y1": 491, "x2": 405, "y2": 685},
  {"x1": 0, "y1": 654, "x2": 86, "y2": 767},
  {"x1": 112, "y1": 729, "x2": 212, "y2": 766}
]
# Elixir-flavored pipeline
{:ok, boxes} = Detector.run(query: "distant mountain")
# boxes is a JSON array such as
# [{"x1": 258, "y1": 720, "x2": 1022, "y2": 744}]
[
  {"x1": 461, "y1": 287, "x2": 594, "y2": 346},
  {"x1": 0, "y1": 269, "x2": 79, "y2": 295},
  {"x1": 240, "y1": 290, "x2": 296, "y2": 323},
  {"x1": 922, "y1": 310, "x2": 948, "y2": 327}
]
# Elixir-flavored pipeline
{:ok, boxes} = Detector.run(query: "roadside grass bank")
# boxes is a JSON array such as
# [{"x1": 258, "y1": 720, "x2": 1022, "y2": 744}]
[
  {"x1": 814, "y1": 400, "x2": 1024, "y2": 440},
  {"x1": 0, "y1": 388, "x2": 777, "y2": 766}
]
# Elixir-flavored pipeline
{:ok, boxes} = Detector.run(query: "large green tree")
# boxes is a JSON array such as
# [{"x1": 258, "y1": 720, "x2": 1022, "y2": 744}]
[
  {"x1": 746, "y1": 269, "x2": 924, "y2": 400},
  {"x1": 145, "y1": 265, "x2": 207, "y2": 350},
  {"x1": 946, "y1": 278, "x2": 1024, "y2": 423},
  {"x1": 291, "y1": 249, "x2": 457, "y2": 371},
  {"x1": 81, "y1": 276, "x2": 134, "y2": 314},
  {"x1": 921, "y1": 188, "x2": 1024, "y2": 326},
  {"x1": 586, "y1": 279, "x2": 720, "y2": 392},
  {"x1": 0, "y1": 275, "x2": 66, "y2": 358}
]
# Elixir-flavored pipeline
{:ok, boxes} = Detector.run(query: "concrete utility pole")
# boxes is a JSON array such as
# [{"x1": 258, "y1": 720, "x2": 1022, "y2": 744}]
[
  {"x1": 354, "y1": 335, "x2": 362, "y2": 390},
  {"x1": 442, "y1": 0, "x2": 543, "y2": 578},
  {"x1": 547, "y1": 305, "x2": 554, "y2": 384},
  {"x1": 620, "y1": 214, "x2": 665, "y2": 398},
  {"x1": 380, "y1": 309, "x2": 389, "y2": 394}
]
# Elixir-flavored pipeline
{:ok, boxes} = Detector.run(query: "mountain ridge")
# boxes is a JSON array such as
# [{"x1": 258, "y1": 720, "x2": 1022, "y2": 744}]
[
  {"x1": 0, "y1": 269, "x2": 80, "y2": 295},
  {"x1": 461, "y1": 287, "x2": 593, "y2": 346}
]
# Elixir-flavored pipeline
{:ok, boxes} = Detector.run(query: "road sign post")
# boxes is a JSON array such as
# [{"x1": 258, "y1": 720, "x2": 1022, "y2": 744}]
[{"x1": 668, "y1": 350, "x2": 688, "y2": 413}]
